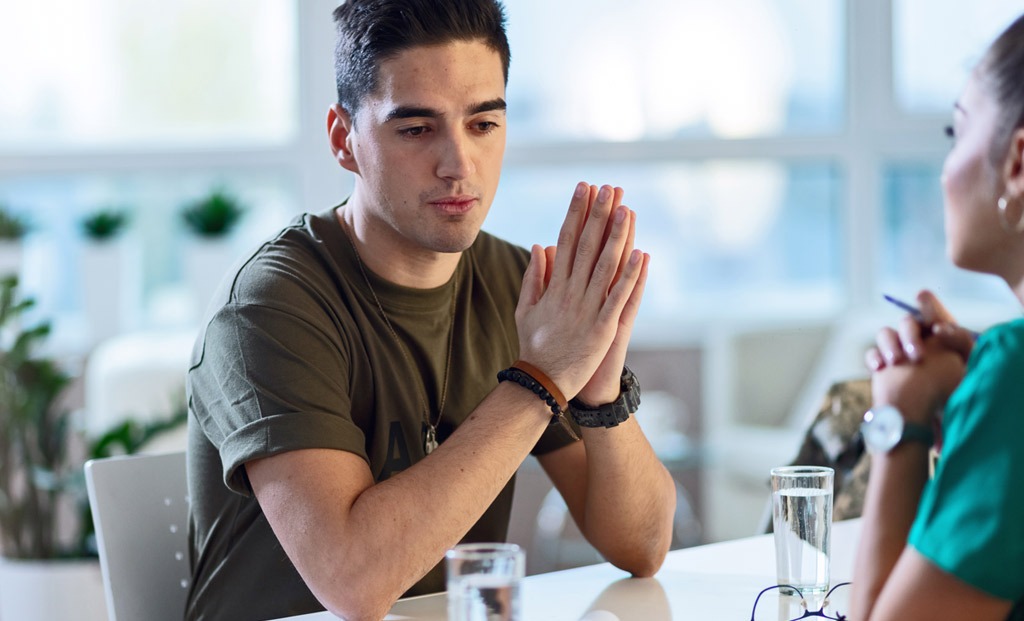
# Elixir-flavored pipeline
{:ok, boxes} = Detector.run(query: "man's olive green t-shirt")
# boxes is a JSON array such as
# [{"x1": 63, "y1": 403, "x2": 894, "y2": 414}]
[{"x1": 185, "y1": 207, "x2": 578, "y2": 621}]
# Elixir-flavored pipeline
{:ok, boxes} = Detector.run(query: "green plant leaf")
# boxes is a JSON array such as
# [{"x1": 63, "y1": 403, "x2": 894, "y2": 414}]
[{"x1": 181, "y1": 188, "x2": 245, "y2": 237}]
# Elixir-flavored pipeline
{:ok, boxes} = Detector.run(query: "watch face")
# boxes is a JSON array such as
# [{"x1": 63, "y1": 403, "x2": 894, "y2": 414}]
[{"x1": 863, "y1": 405, "x2": 904, "y2": 453}]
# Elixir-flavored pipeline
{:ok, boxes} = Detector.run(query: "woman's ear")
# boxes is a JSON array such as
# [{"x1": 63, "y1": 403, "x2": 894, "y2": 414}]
[
  {"x1": 327, "y1": 104, "x2": 359, "y2": 175},
  {"x1": 1003, "y1": 126, "x2": 1024, "y2": 200}
]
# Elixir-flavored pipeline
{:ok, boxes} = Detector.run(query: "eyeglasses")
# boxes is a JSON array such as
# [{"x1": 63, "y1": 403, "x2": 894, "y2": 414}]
[{"x1": 749, "y1": 582, "x2": 851, "y2": 621}]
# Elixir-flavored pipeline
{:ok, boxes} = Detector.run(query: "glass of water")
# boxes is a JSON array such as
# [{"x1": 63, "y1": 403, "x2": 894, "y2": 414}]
[
  {"x1": 446, "y1": 542, "x2": 524, "y2": 621},
  {"x1": 770, "y1": 465, "x2": 834, "y2": 595}
]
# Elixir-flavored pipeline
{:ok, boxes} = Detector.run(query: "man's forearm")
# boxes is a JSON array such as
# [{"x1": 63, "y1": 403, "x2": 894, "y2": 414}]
[
  {"x1": 252, "y1": 382, "x2": 555, "y2": 621},
  {"x1": 570, "y1": 420, "x2": 676, "y2": 576}
]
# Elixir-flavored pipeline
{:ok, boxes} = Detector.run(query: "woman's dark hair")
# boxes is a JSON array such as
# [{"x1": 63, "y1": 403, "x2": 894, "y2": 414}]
[
  {"x1": 332, "y1": 0, "x2": 510, "y2": 116},
  {"x1": 979, "y1": 12, "x2": 1024, "y2": 164}
]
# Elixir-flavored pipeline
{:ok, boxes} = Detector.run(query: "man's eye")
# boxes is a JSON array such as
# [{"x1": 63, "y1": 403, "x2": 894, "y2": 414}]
[
  {"x1": 400, "y1": 126, "x2": 428, "y2": 137},
  {"x1": 475, "y1": 121, "x2": 499, "y2": 133}
]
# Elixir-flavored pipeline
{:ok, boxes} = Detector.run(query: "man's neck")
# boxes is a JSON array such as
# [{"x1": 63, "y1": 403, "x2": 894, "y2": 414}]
[{"x1": 335, "y1": 204, "x2": 462, "y2": 289}]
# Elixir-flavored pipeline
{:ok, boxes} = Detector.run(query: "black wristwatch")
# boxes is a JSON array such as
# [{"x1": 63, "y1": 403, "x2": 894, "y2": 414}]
[{"x1": 568, "y1": 366, "x2": 641, "y2": 428}]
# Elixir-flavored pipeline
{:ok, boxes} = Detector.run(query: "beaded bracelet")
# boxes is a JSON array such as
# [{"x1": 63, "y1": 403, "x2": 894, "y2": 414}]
[
  {"x1": 496, "y1": 366, "x2": 563, "y2": 416},
  {"x1": 497, "y1": 361, "x2": 579, "y2": 440}
]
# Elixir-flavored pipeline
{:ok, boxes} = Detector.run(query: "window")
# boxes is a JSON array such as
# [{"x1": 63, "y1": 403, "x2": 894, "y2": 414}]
[
  {"x1": 883, "y1": 0, "x2": 1022, "y2": 311},
  {"x1": 0, "y1": 0, "x2": 298, "y2": 149},
  {"x1": 893, "y1": 0, "x2": 1023, "y2": 114},
  {"x1": 1, "y1": 0, "x2": 1022, "y2": 346},
  {"x1": 0, "y1": 0, "x2": 307, "y2": 340},
  {"x1": 505, "y1": 0, "x2": 843, "y2": 141}
]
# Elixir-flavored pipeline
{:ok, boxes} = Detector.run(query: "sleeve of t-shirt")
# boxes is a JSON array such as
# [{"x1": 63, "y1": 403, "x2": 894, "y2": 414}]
[
  {"x1": 908, "y1": 323, "x2": 1024, "y2": 601},
  {"x1": 190, "y1": 301, "x2": 368, "y2": 496}
]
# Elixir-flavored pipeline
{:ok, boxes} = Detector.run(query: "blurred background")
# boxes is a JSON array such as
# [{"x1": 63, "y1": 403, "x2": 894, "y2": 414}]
[{"x1": 1, "y1": 0, "x2": 1022, "y2": 571}]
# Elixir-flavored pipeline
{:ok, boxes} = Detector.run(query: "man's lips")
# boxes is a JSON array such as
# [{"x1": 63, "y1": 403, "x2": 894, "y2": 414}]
[{"x1": 429, "y1": 196, "x2": 477, "y2": 214}]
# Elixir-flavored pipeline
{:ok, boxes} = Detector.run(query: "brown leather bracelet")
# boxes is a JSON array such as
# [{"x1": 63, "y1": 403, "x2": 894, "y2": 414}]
[{"x1": 510, "y1": 359, "x2": 568, "y2": 413}]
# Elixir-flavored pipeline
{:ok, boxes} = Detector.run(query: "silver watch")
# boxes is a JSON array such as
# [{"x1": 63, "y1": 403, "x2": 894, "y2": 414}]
[{"x1": 861, "y1": 404, "x2": 935, "y2": 454}]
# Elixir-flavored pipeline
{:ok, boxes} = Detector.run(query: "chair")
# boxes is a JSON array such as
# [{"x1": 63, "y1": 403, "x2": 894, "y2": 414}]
[{"x1": 84, "y1": 451, "x2": 190, "y2": 621}]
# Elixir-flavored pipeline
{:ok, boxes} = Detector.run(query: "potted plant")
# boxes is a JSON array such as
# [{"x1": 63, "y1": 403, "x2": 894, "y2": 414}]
[
  {"x1": 0, "y1": 203, "x2": 29, "y2": 278},
  {"x1": 0, "y1": 276, "x2": 107, "y2": 620},
  {"x1": 180, "y1": 188, "x2": 244, "y2": 239},
  {"x1": 80, "y1": 209, "x2": 128, "y2": 243},
  {"x1": 79, "y1": 207, "x2": 136, "y2": 344},
  {"x1": 180, "y1": 188, "x2": 247, "y2": 321}
]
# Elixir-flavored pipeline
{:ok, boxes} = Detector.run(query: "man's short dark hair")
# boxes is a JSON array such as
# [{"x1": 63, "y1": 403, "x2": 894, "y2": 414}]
[{"x1": 332, "y1": 0, "x2": 511, "y2": 115}]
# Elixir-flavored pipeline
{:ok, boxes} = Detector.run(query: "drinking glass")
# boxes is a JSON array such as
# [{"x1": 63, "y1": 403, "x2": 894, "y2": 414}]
[
  {"x1": 770, "y1": 465, "x2": 834, "y2": 595},
  {"x1": 446, "y1": 542, "x2": 524, "y2": 621}
]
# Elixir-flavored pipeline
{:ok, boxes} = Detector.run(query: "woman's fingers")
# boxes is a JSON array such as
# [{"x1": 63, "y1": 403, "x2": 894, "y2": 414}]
[
  {"x1": 932, "y1": 322, "x2": 976, "y2": 361},
  {"x1": 917, "y1": 289, "x2": 957, "y2": 325}
]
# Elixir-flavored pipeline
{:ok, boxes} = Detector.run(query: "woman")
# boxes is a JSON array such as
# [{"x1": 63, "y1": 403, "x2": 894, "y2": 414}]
[{"x1": 851, "y1": 13, "x2": 1024, "y2": 621}]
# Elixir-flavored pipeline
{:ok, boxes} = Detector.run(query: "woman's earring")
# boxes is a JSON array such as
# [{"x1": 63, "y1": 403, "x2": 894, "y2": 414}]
[{"x1": 997, "y1": 195, "x2": 1024, "y2": 233}]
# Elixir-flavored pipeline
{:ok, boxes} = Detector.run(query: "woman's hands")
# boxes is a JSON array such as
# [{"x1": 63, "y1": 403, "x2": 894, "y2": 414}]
[{"x1": 865, "y1": 290, "x2": 974, "y2": 424}]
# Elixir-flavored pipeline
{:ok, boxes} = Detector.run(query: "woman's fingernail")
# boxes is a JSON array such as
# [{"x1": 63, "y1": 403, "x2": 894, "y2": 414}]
[
  {"x1": 574, "y1": 182, "x2": 587, "y2": 198},
  {"x1": 630, "y1": 249, "x2": 642, "y2": 264},
  {"x1": 598, "y1": 186, "x2": 610, "y2": 201},
  {"x1": 615, "y1": 206, "x2": 627, "y2": 223}
]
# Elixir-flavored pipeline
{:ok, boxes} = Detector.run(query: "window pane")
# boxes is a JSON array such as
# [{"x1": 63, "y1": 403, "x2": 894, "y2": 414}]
[
  {"x1": 504, "y1": 0, "x2": 844, "y2": 142},
  {"x1": 893, "y1": 0, "x2": 1021, "y2": 113},
  {"x1": 880, "y1": 163, "x2": 1015, "y2": 304},
  {"x1": 0, "y1": 172, "x2": 298, "y2": 337},
  {"x1": 488, "y1": 161, "x2": 842, "y2": 324},
  {"x1": 0, "y1": 0, "x2": 298, "y2": 149}
]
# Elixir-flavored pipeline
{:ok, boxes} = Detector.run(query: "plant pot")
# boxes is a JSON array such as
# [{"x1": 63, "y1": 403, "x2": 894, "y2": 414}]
[
  {"x1": 0, "y1": 557, "x2": 108, "y2": 621},
  {"x1": 81, "y1": 238, "x2": 141, "y2": 346},
  {"x1": 183, "y1": 237, "x2": 238, "y2": 323},
  {"x1": 0, "y1": 241, "x2": 22, "y2": 279}
]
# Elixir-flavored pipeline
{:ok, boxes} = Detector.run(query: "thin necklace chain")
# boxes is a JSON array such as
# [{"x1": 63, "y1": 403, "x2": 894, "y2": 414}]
[{"x1": 340, "y1": 221, "x2": 457, "y2": 454}]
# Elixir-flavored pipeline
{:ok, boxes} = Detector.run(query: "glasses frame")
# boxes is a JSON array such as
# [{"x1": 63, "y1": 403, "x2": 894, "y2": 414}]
[{"x1": 749, "y1": 581, "x2": 851, "y2": 621}]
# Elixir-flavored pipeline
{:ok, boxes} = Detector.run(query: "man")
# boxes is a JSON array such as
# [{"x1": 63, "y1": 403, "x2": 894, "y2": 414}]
[{"x1": 185, "y1": 1, "x2": 676, "y2": 619}]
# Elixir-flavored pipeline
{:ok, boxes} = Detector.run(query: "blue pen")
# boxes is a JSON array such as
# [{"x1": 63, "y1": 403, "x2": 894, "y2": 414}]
[{"x1": 882, "y1": 294, "x2": 981, "y2": 340}]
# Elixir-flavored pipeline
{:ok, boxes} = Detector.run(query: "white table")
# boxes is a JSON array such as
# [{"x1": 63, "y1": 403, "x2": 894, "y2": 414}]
[{"x1": 272, "y1": 518, "x2": 861, "y2": 620}]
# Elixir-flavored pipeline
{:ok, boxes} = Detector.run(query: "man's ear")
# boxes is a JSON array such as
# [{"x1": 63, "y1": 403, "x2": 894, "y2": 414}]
[
  {"x1": 327, "y1": 104, "x2": 359, "y2": 175},
  {"x1": 1003, "y1": 126, "x2": 1024, "y2": 200}
]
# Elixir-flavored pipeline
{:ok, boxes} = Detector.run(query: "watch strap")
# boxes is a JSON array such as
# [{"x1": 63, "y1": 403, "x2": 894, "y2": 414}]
[
  {"x1": 900, "y1": 421, "x2": 935, "y2": 448},
  {"x1": 568, "y1": 366, "x2": 640, "y2": 428}
]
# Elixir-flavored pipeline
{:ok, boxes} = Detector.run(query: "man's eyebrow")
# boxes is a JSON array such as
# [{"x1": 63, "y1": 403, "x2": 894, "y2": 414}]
[
  {"x1": 469, "y1": 98, "x2": 507, "y2": 115},
  {"x1": 383, "y1": 105, "x2": 439, "y2": 123},
  {"x1": 382, "y1": 98, "x2": 507, "y2": 123}
]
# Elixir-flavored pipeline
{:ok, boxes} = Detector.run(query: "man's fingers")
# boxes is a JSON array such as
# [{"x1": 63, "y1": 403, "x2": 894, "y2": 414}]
[
  {"x1": 610, "y1": 209, "x2": 637, "y2": 289},
  {"x1": 516, "y1": 244, "x2": 547, "y2": 314},
  {"x1": 584, "y1": 203, "x2": 633, "y2": 302},
  {"x1": 543, "y1": 245, "x2": 556, "y2": 288},
  {"x1": 571, "y1": 185, "x2": 617, "y2": 285},
  {"x1": 550, "y1": 182, "x2": 593, "y2": 283},
  {"x1": 616, "y1": 251, "x2": 649, "y2": 328},
  {"x1": 599, "y1": 247, "x2": 645, "y2": 326}
]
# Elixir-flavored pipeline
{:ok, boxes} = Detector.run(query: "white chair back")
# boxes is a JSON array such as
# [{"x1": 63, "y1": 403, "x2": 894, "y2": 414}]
[{"x1": 84, "y1": 451, "x2": 190, "y2": 621}]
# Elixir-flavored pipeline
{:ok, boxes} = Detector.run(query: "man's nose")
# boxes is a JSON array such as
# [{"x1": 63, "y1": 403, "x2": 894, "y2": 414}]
[{"x1": 435, "y1": 132, "x2": 475, "y2": 180}]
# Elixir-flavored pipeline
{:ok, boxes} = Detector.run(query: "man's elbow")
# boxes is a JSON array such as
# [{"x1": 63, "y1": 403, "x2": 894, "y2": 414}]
[
  {"x1": 311, "y1": 571, "x2": 400, "y2": 621},
  {"x1": 322, "y1": 593, "x2": 395, "y2": 621},
  {"x1": 620, "y1": 545, "x2": 669, "y2": 578}
]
